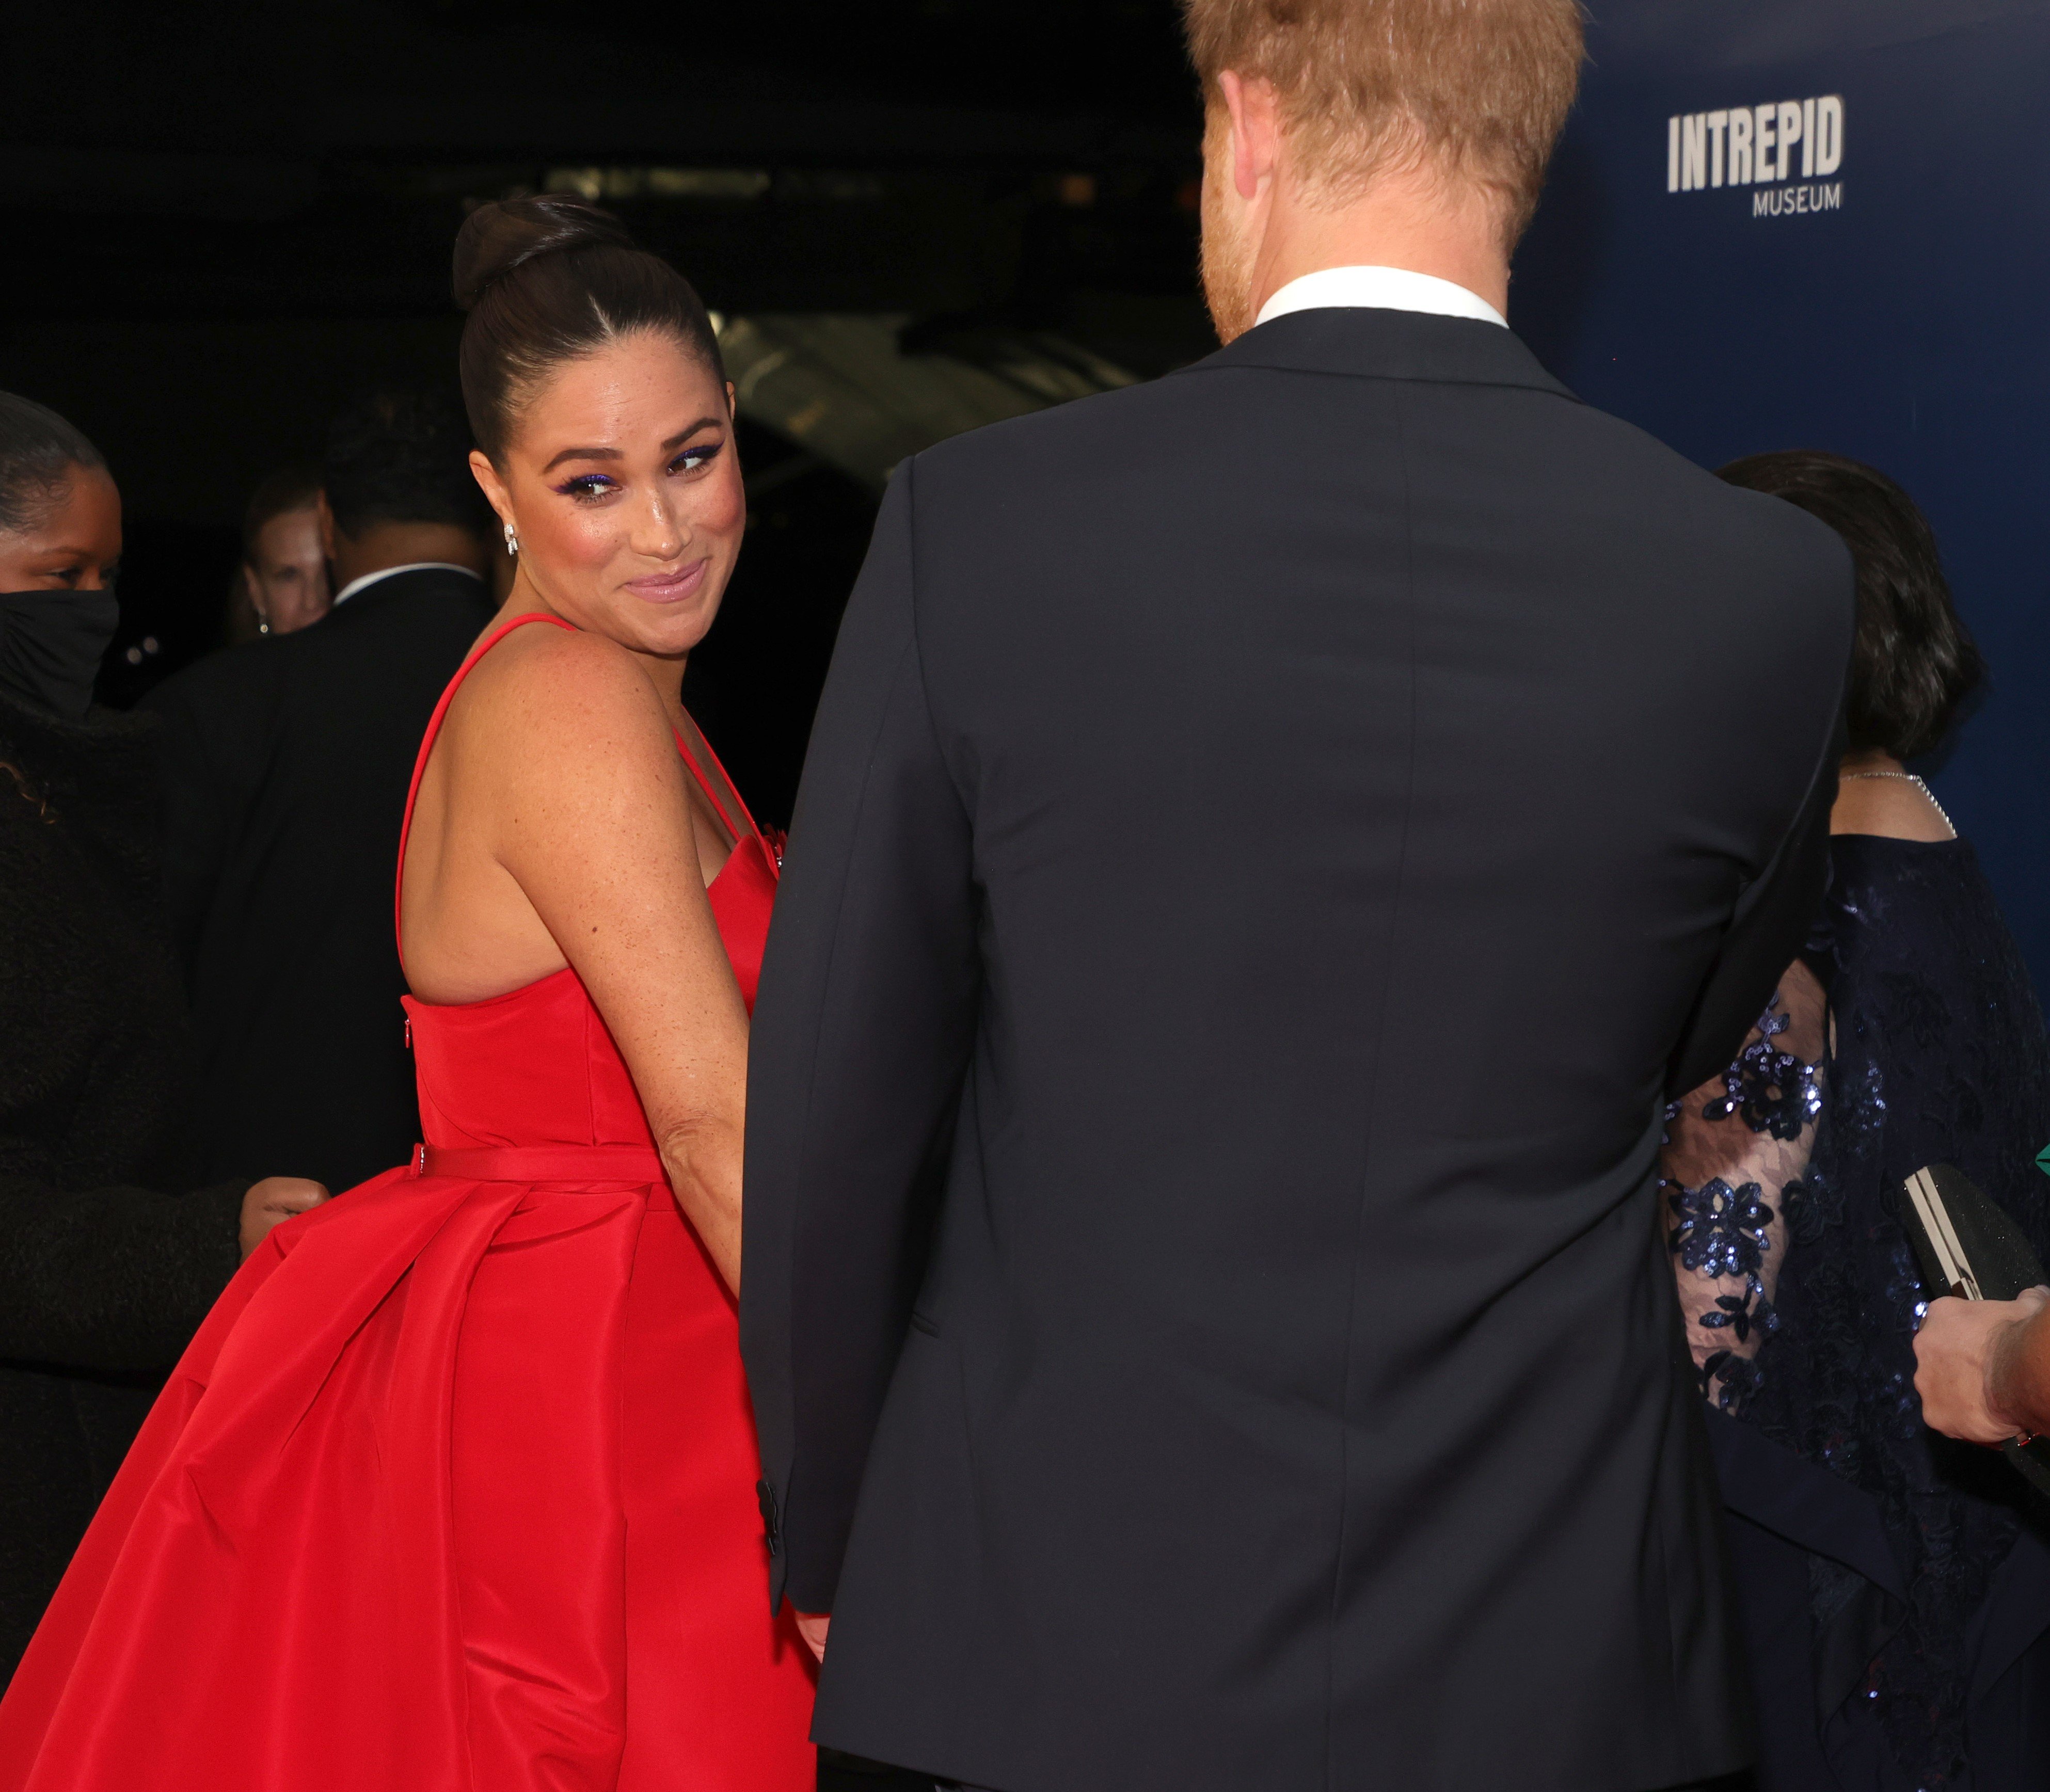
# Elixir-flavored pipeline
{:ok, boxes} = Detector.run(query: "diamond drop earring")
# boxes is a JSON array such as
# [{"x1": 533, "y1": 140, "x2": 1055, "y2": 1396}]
[{"x1": 503, "y1": 520, "x2": 519, "y2": 556}]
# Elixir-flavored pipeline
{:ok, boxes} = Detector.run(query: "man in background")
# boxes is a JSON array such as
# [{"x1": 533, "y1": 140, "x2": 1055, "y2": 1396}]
[{"x1": 149, "y1": 390, "x2": 497, "y2": 1193}]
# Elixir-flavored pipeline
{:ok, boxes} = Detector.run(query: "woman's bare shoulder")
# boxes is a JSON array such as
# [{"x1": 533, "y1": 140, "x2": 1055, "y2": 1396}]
[{"x1": 446, "y1": 620, "x2": 675, "y2": 771}]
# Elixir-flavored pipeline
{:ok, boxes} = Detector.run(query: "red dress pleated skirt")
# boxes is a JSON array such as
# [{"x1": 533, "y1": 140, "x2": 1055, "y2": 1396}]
[{"x1": 0, "y1": 617, "x2": 815, "y2": 1790}]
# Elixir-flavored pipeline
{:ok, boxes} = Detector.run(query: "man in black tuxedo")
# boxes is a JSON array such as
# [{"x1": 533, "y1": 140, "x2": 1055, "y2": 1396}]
[
  {"x1": 741, "y1": 2, "x2": 1853, "y2": 1787},
  {"x1": 148, "y1": 391, "x2": 496, "y2": 1194}
]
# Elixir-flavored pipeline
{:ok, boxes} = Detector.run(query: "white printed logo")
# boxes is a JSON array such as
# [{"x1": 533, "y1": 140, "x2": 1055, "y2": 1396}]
[{"x1": 1667, "y1": 96, "x2": 1844, "y2": 217}]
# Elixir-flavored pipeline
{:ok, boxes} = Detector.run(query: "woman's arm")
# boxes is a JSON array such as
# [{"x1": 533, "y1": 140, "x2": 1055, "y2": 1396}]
[
  {"x1": 1658, "y1": 959, "x2": 1826, "y2": 1410},
  {"x1": 1915, "y1": 1287, "x2": 2050, "y2": 1443},
  {"x1": 473, "y1": 631, "x2": 751, "y2": 1292}
]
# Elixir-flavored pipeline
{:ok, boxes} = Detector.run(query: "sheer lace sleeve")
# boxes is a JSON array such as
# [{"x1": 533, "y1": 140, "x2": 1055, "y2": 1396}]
[{"x1": 1659, "y1": 959, "x2": 1826, "y2": 1412}]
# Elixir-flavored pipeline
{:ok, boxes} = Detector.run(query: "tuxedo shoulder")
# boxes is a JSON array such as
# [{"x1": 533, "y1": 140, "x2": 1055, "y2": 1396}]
[
  {"x1": 322, "y1": 570, "x2": 494, "y2": 626},
  {"x1": 141, "y1": 633, "x2": 281, "y2": 719},
  {"x1": 1571, "y1": 404, "x2": 1847, "y2": 557},
  {"x1": 291, "y1": 576, "x2": 492, "y2": 664},
  {"x1": 906, "y1": 373, "x2": 1209, "y2": 491},
  {"x1": 1546, "y1": 401, "x2": 1855, "y2": 625}
]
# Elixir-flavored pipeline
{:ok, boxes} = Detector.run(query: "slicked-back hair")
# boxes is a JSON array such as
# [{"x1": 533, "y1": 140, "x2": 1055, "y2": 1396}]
[
  {"x1": 321, "y1": 389, "x2": 494, "y2": 543},
  {"x1": 0, "y1": 391, "x2": 105, "y2": 535},
  {"x1": 1720, "y1": 449, "x2": 1984, "y2": 761},
  {"x1": 453, "y1": 195, "x2": 724, "y2": 461},
  {"x1": 1181, "y1": 0, "x2": 1585, "y2": 245}
]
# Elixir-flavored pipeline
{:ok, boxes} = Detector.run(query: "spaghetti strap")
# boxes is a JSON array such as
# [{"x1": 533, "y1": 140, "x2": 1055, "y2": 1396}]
[
  {"x1": 394, "y1": 612, "x2": 576, "y2": 956},
  {"x1": 671, "y1": 723, "x2": 766, "y2": 851}
]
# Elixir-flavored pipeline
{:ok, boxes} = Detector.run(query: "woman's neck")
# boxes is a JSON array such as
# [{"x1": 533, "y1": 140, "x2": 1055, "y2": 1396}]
[{"x1": 1832, "y1": 749, "x2": 1954, "y2": 841}]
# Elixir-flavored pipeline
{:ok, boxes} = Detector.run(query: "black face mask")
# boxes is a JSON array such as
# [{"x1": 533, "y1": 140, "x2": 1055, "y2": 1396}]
[{"x1": 0, "y1": 590, "x2": 119, "y2": 722}]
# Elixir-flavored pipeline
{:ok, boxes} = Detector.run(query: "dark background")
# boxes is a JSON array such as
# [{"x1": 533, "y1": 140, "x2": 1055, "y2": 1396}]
[
  {"x1": 1511, "y1": 0, "x2": 2050, "y2": 998},
  {"x1": 0, "y1": 0, "x2": 1213, "y2": 825},
  {"x1": 5, "y1": 0, "x2": 2041, "y2": 988}
]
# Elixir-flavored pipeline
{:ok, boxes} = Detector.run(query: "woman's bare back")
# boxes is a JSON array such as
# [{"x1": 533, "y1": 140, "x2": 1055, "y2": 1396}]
[
  {"x1": 400, "y1": 612, "x2": 738, "y2": 1007},
  {"x1": 395, "y1": 611, "x2": 754, "y2": 1287}
]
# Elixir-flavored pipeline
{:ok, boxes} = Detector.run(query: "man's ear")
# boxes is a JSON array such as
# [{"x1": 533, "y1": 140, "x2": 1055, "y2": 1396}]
[
  {"x1": 1219, "y1": 70, "x2": 1281, "y2": 202},
  {"x1": 315, "y1": 491, "x2": 338, "y2": 561},
  {"x1": 726, "y1": 380, "x2": 737, "y2": 420}
]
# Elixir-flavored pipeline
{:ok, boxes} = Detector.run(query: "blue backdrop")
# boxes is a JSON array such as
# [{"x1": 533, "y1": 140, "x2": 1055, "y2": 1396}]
[{"x1": 1513, "y1": 0, "x2": 2050, "y2": 994}]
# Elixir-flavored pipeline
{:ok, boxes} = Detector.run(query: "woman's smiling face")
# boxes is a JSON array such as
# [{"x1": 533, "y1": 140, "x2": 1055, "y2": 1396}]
[{"x1": 472, "y1": 328, "x2": 743, "y2": 661}]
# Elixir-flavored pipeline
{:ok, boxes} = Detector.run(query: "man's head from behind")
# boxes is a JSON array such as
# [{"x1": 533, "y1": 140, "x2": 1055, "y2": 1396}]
[
  {"x1": 1183, "y1": 0, "x2": 1584, "y2": 341},
  {"x1": 320, "y1": 389, "x2": 495, "y2": 589}
]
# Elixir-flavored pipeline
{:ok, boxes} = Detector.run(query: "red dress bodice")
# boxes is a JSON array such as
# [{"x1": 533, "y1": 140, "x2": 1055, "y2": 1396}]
[
  {"x1": 398, "y1": 612, "x2": 781, "y2": 1156},
  {"x1": 0, "y1": 611, "x2": 815, "y2": 1792}
]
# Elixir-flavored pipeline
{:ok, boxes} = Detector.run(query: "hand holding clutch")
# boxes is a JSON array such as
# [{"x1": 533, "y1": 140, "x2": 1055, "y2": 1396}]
[{"x1": 1915, "y1": 1286, "x2": 2050, "y2": 1445}]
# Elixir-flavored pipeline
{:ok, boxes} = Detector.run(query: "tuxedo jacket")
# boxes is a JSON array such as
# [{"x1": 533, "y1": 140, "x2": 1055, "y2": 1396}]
[
  {"x1": 146, "y1": 568, "x2": 495, "y2": 1193},
  {"x1": 742, "y1": 308, "x2": 1853, "y2": 1792}
]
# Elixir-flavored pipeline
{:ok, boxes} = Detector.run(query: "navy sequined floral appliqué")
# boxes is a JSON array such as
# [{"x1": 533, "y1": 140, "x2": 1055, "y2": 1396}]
[
  {"x1": 1665, "y1": 1174, "x2": 1780, "y2": 1406},
  {"x1": 1703, "y1": 995, "x2": 1824, "y2": 1141},
  {"x1": 1670, "y1": 1175, "x2": 1774, "y2": 1280},
  {"x1": 1663, "y1": 835, "x2": 2050, "y2": 1789}
]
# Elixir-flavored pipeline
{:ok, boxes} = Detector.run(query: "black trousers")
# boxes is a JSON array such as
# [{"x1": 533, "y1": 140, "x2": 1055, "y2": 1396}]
[
  {"x1": 834, "y1": 1772, "x2": 1751, "y2": 1792},
  {"x1": 818, "y1": 1751, "x2": 940, "y2": 1792}
]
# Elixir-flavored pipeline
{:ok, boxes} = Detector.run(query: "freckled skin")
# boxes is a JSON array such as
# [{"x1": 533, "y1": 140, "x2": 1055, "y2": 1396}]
[
  {"x1": 399, "y1": 328, "x2": 755, "y2": 1294},
  {"x1": 469, "y1": 330, "x2": 746, "y2": 701}
]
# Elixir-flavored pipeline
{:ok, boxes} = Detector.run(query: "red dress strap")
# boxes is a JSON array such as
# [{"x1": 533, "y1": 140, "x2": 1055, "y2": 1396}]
[
  {"x1": 672, "y1": 722, "x2": 769, "y2": 856},
  {"x1": 394, "y1": 612, "x2": 576, "y2": 954}
]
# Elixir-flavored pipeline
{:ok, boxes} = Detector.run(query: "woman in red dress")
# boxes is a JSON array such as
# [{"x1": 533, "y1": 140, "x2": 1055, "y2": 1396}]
[{"x1": 0, "y1": 196, "x2": 818, "y2": 1791}]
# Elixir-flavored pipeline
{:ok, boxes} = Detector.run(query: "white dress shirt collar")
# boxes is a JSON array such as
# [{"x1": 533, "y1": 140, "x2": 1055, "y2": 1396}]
[
  {"x1": 331, "y1": 562, "x2": 485, "y2": 608},
  {"x1": 1254, "y1": 265, "x2": 1508, "y2": 330}
]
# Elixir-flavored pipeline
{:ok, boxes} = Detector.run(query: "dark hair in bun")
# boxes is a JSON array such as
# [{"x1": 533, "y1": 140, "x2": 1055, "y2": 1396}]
[{"x1": 454, "y1": 195, "x2": 724, "y2": 459}]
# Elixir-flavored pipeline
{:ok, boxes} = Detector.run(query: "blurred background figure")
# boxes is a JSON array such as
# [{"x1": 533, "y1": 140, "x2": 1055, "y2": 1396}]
[
  {"x1": 0, "y1": 391, "x2": 326, "y2": 1679},
  {"x1": 147, "y1": 389, "x2": 495, "y2": 1195},
  {"x1": 226, "y1": 467, "x2": 329, "y2": 642},
  {"x1": 1662, "y1": 451, "x2": 2050, "y2": 1792}
]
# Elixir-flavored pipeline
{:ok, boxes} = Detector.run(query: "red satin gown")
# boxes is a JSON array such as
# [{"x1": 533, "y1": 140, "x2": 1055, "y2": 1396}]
[{"x1": 0, "y1": 613, "x2": 817, "y2": 1791}]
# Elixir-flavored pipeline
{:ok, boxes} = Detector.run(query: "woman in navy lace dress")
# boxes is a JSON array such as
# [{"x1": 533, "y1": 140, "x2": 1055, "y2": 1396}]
[{"x1": 1661, "y1": 452, "x2": 2050, "y2": 1792}]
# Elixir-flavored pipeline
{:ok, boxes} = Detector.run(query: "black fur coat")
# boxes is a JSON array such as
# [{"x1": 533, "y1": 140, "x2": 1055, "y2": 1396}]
[{"x1": 0, "y1": 693, "x2": 246, "y2": 1679}]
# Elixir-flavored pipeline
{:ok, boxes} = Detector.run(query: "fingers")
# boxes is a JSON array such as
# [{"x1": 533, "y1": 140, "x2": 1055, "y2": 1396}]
[
  {"x1": 1913, "y1": 1297, "x2": 2028, "y2": 1445},
  {"x1": 250, "y1": 1175, "x2": 330, "y2": 1213},
  {"x1": 238, "y1": 1178, "x2": 332, "y2": 1260},
  {"x1": 794, "y1": 1611, "x2": 830, "y2": 1662}
]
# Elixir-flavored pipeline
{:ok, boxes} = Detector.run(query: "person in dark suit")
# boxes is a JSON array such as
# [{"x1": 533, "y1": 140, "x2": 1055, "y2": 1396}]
[
  {"x1": 0, "y1": 391, "x2": 326, "y2": 1679},
  {"x1": 147, "y1": 391, "x2": 496, "y2": 1194},
  {"x1": 740, "y1": 2, "x2": 1855, "y2": 1788}
]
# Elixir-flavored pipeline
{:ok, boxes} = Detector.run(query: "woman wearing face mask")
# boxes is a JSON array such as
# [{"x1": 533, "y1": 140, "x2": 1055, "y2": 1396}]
[
  {"x1": 0, "y1": 209, "x2": 816, "y2": 1790},
  {"x1": 0, "y1": 393, "x2": 329, "y2": 1682}
]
